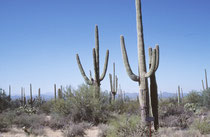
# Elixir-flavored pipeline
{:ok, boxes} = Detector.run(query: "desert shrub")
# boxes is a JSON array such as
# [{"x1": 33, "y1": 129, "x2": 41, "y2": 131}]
[
  {"x1": 185, "y1": 91, "x2": 202, "y2": 105},
  {"x1": 12, "y1": 113, "x2": 46, "y2": 135},
  {"x1": 109, "y1": 100, "x2": 139, "y2": 115},
  {"x1": 48, "y1": 113, "x2": 69, "y2": 130},
  {"x1": 191, "y1": 118, "x2": 210, "y2": 135},
  {"x1": 202, "y1": 88, "x2": 210, "y2": 108},
  {"x1": 106, "y1": 114, "x2": 148, "y2": 137},
  {"x1": 63, "y1": 122, "x2": 91, "y2": 137},
  {"x1": 0, "y1": 91, "x2": 11, "y2": 112},
  {"x1": 52, "y1": 84, "x2": 110, "y2": 124},
  {"x1": 0, "y1": 110, "x2": 16, "y2": 131},
  {"x1": 39, "y1": 100, "x2": 54, "y2": 114}
]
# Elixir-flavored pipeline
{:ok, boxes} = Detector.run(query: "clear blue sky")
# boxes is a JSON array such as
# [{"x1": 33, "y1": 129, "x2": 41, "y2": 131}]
[{"x1": 0, "y1": 0, "x2": 210, "y2": 96}]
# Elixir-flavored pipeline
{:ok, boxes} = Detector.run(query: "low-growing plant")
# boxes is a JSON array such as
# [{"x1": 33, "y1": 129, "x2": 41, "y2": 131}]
[
  {"x1": 106, "y1": 114, "x2": 149, "y2": 137},
  {"x1": 191, "y1": 118, "x2": 210, "y2": 134}
]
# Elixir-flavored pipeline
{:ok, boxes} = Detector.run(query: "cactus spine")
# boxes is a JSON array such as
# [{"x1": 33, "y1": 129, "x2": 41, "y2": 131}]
[
  {"x1": 109, "y1": 63, "x2": 118, "y2": 101},
  {"x1": 76, "y1": 25, "x2": 109, "y2": 98},
  {"x1": 120, "y1": 0, "x2": 159, "y2": 128}
]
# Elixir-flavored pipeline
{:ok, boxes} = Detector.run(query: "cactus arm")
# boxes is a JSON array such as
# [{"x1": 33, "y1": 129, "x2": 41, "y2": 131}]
[
  {"x1": 120, "y1": 35, "x2": 139, "y2": 82},
  {"x1": 76, "y1": 54, "x2": 93, "y2": 85},
  {"x1": 145, "y1": 49, "x2": 156, "y2": 78},
  {"x1": 148, "y1": 47, "x2": 152, "y2": 67},
  {"x1": 100, "y1": 50, "x2": 109, "y2": 81},
  {"x1": 109, "y1": 74, "x2": 113, "y2": 92},
  {"x1": 155, "y1": 45, "x2": 159, "y2": 71}
]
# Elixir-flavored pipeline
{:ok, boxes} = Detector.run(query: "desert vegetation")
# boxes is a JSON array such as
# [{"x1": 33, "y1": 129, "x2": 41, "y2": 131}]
[{"x1": 1, "y1": 0, "x2": 210, "y2": 137}]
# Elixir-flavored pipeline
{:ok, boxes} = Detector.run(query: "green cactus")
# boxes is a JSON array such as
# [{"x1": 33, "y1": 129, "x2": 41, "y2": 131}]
[
  {"x1": 58, "y1": 88, "x2": 62, "y2": 99},
  {"x1": 29, "y1": 84, "x2": 35, "y2": 107},
  {"x1": 120, "y1": 0, "x2": 159, "y2": 128},
  {"x1": 205, "y1": 69, "x2": 208, "y2": 90},
  {"x1": 202, "y1": 80, "x2": 205, "y2": 91},
  {"x1": 54, "y1": 84, "x2": 57, "y2": 101},
  {"x1": 38, "y1": 88, "x2": 41, "y2": 100},
  {"x1": 9, "y1": 85, "x2": 11, "y2": 101},
  {"x1": 76, "y1": 25, "x2": 109, "y2": 98},
  {"x1": 178, "y1": 85, "x2": 181, "y2": 105},
  {"x1": 148, "y1": 46, "x2": 159, "y2": 130},
  {"x1": 109, "y1": 63, "x2": 118, "y2": 101},
  {"x1": 23, "y1": 89, "x2": 26, "y2": 106}
]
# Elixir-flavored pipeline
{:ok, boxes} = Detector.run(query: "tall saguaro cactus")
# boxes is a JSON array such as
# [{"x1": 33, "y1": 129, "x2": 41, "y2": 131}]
[
  {"x1": 9, "y1": 85, "x2": 11, "y2": 101},
  {"x1": 178, "y1": 85, "x2": 181, "y2": 105},
  {"x1": 148, "y1": 46, "x2": 159, "y2": 130},
  {"x1": 76, "y1": 25, "x2": 109, "y2": 98},
  {"x1": 54, "y1": 84, "x2": 57, "y2": 101},
  {"x1": 120, "y1": 0, "x2": 159, "y2": 128},
  {"x1": 205, "y1": 69, "x2": 208, "y2": 90},
  {"x1": 109, "y1": 63, "x2": 118, "y2": 101}
]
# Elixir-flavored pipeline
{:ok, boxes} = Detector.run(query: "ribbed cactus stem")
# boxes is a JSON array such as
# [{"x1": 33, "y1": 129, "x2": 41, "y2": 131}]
[
  {"x1": 30, "y1": 84, "x2": 33, "y2": 106},
  {"x1": 38, "y1": 88, "x2": 41, "y2": 99},
  {"x1": 54, "y1": 84, "x2": 56, "y2": 101},
  {"x1": 181, "y1": 88, "x2": 183, "y2": 98},
  {"x1": 109, "y1": 63, "x2": 118, "y2": 101},
  {"x1": 58, "y1": 88, "x2": 62, "y2": 99},
  {"x1": 76, "y1": 25, "x2": 109, "y2": 98},
  {"x1": 120, "y1": 0, "x2": 159, "y2": 129},
  {"x1": 205, "y1": 69, "x2": 208, "y2": 90},
  {"x1": 23, "y1": 89, "x2": 26, "y2": 105},
  {"x1": 202, "y1": 80, "x2": 205, "y2": 91},
  {"x1": 9, "y1": 85, "x2": 11, "y2": 101},
  {"x1": 21, "y1": 87, "x2": 23, "y2": 106},
  {"x1": 178, "y1": 85, "x2": 181, "y2": 105}
]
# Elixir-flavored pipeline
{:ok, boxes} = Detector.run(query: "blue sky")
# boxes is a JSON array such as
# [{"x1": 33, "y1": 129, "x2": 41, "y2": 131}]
[{"x1": 0, "y1": 0, "x2": 210, "y2": 96}]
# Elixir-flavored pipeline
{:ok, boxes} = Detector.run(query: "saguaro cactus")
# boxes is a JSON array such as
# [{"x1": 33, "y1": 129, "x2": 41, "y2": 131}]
[
  {"x1": 120, "y1": 0, "x2": 159, "y2": 128},
  {"x1": 9, "y1": 85, "x2": 11, "y2": 101},
  {"x1": 205, "y1": 69, "x2": 208, "y2": 90},
  {"x1": 76, "y1": 25, "x2": 109, "y2": 98},
  {"x1": 148, "y1": 46, "x2": 159, "y2": 130},
  {"x1": 58, "y1": 88, "x2": 62, "y2": 99},
  {"x1": 178, "y1": 85, "x2": 181, "y2": 105},
  {"x1": 202, "y1": 80, "x2": 205, "y2": 91},
  {"x1": 38, "y1": 88, "x2": 41, "y2": 100},
  {"x1": 54, "y1": 84, "x2": 57, "y2": 101},
  {"x1": 109, "y1": 63, "x2": 118, "y2": 101}
]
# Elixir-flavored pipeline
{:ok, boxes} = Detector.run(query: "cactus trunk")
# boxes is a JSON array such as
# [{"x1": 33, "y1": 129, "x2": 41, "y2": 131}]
[
  {"x1": 54, "y1": 84, "x2": 56, "y2": 101},
  {"x1": 121, "y1": 0, "x2": 159, "y2": 129},
  {"x1": 205, "y1": 69, "x2": 208, "y2": 90},
  {"x1": 178, "y1": 85, "x2": 181, "y2": 105}
]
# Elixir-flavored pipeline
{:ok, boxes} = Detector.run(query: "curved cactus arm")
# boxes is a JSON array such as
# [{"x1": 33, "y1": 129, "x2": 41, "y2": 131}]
[
  {"x1": 76, "y1": 54, "x2": 93, "y2": 85},
  {"x1": 120, "y1": 35, "x2": 139, "y2": 82},
  {"x1": 155, "y1": 45, "x2": 159, "y2": 71},
  {"x1": 148, "y1": 47, "x2": 152, "y2": 67},
  {"x1": 109, "y1": 74, "x2": 113, "y2": 92},
  {"x1": 145, "y1": 49, "x2": 156, "y2": 78},
  {"x1": 100, "y1": 50, "x2": 109, "y2": 81}
]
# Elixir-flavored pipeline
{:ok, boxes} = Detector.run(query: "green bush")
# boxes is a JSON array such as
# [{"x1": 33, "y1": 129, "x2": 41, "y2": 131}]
[
  {"x1": 52, "y1": 84, "x2": 110, "y2": 124},
  {"x1": 185, "y1": 91, "x2": 202, "y2": 105},
  {"x1": 202, "y1": 88, "x2": 210, "y2": 108},
  {"x1": 106, "y1": 114, "x2": 148, "y2": 137},
  {"x1": 0, "y1": 91, "x2": 11, "y2": 112},
  {"x1": 191, "y1": 118, "x2": 210, "y2": 134}
]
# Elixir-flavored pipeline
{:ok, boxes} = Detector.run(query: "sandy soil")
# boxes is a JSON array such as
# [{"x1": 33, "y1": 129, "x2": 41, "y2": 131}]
[
  {"x1": 0, "y1": 126, "x2": 100, "y2": 137},
  {"x1": 0, "y1": 127, "x2": 63, "y2": 137},
  {"x1": 84, "y1": 126, "x2": 100, "y2": 137}
]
